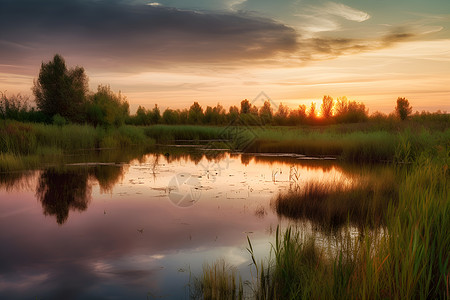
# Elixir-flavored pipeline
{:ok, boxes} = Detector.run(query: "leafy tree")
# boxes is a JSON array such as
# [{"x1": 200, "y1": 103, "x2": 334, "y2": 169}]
[
  {"x1": 188, "y1": 102, "x2": 203, "y2": 124},
  {"x1": 203, "y1": 106, "x2": 214, "y2": 124},
  {"x1": 33, "y1": 54, "x2": 88, "y2": 122},
  {"x1": 86, "y1": 85, "x2": 129, "y2": 127},
  {"x1": 259, "y1": 100, "x2": 273, "y2": 124},
  {"x1": 228, "y1": 105, "x2": 239, "y2": 122},
  {"x1": 0, "y1": 92, "x2": 30, "y2": 121},
  {"x1": 395, "y1": 97, "x2": 412, "y2": 120},
  {"x1": 212, "y1": 104, "x2": 226, "y2": 125},
  {"x1": 162, "y1": 108, "x2": 180, "y2": 124},
  {"x1": 335, "y1": 96, "x2": 348, "y2": 116},
  {"x1": 334, "y1": 97, "x2": 368, "y2": 123},
  {"x1": 320, "y1": 95, "x2": 334, "y2": 119},
  {"x1": 179, "y1": 109, "x2": 189, "y2": 124},
  {"x1": 150, "y1": 104, "x2": 161, "y2": 124},
  {"x1": 240, "y1": 99, "x2": 251, "y2": 114},
  {"x1": 274, "y1": 103, "x2": 290, "y2": 125},
  {"x1": 308, "y1": 102, "x2": 317, "y2": 120},
  {"x1": 288, "y1": 104, "x2": 307, "y2": 125}
]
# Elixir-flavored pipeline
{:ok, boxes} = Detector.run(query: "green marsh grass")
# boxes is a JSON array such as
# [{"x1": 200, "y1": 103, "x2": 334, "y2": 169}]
[
  {"x1": 144, "y1": 124, "x2": 449, "y2": 163},
  {"x1": 0, "y1": 121, "x2": 155, "y2": 171},
  {"x1": 190, "y1": 259, "x2": 244, "y2": 300},
  {"x1": 196, "y1": 150, "x2": 449, "y2": 299},
  {"x1": 144, "y1": 125, "x2": 228, "y2": 144},
  {"x1": 274, "y1": 170, "x2": 398, "y2": 230}
]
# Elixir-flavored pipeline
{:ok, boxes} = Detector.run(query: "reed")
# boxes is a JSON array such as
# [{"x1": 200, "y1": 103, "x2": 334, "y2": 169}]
[
  {"x1": 195, "y1": 149, "x2": 449, "y2": 299},
  {"x1": 190, "y1": 259, "x2": 244, "y2": 300},
  {"x1": 0, "y1": 121, "x2": 155, "y2": 171},
  {"x1": 274, "y1": 170, "x2": 398, "y2": 230}
]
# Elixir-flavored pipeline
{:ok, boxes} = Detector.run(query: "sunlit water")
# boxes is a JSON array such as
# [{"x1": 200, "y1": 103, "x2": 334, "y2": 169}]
[{"x1": 0, "y1": 150, "x2": 376, "y2": 299}]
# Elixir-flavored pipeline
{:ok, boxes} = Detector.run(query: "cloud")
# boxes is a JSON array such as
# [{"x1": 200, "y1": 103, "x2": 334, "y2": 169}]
[
  {"x1": 322, "y1": 2, "x2": 370, "y2": 22},
  {"x1": 0, "y1": 0, "x2": 297, "y2": 73},
  {"x1": 0, "y1": 0, "x2": 439, "y2": 77}
]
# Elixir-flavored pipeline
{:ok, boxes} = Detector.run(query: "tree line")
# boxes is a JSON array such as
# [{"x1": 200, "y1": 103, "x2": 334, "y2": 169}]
[{"x1": 1, "y1": 54, "x2": 443, "y2": 127}]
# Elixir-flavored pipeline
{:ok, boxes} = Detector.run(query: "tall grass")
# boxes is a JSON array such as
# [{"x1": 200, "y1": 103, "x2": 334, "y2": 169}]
[
  {"x1": 144, "y1": 124, "x2": 449, "y2": 163},
  {"x1": 195, "y1": 149, "x2": 449, "y2": 299},
  {"x1": 274, "y1": 170, "x2": 398, "y2": 231},
  {"x1": 190, "y1": 259, "x2": 244, "y2": 300},
  {"x1": 0, "y1": 121, "x2": 155, "y2": 171},
  {"x1": 144, "y1": 125, "x2": 228, "y2": 143}
]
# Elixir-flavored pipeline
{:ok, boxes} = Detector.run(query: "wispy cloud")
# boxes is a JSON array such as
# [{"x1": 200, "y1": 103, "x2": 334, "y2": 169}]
[{"x1": 322, "y1": 2, "x2": 370, "y2": 22}]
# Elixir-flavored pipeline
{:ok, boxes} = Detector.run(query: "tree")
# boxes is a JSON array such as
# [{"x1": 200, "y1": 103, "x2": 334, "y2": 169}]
[
  {"x1": 240, "y1": 99, "x2": 251, "y2": 114},
  {"x1": 86, "y1": 85, "x2": 129, "y2": 127},
  {"x1": 274, "y1": 103, "x2": 290, "y2": 125},
  {"x1": 150, "y1": 104, "x2": 161, "y2": 124},
  {"x1": 33, "y1": 54, "x2": 88, "y2": 122},
  {"x1": 162, "y1": 108, "x2": 179, "y2": 124},
  {"x1": 259, "y1": 100, "x2": 273, "y2": 124},
  {"x1": 308, "y1": 102, "x2": 317, "y2": 120},
  {"x1": 288, "y1": 104, "x2": 307, "y2": 125},
  {"x1": 395, "y1": 97, "x2": 412, "y2": 120},
  {"x1": 335, "y1": 96, "x2": 348, "y2": 116},
  {"x1": 320, "y1": 95, "x2": 334, "y2": 119},
  {"x1": 188, "y1": 102, "x2": 203, "y2": 124}
]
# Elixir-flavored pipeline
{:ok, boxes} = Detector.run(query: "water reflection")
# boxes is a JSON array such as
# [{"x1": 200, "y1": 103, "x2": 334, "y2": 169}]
[
  {"x1": 0, "y1": 148, "x2": 397, "y2": 299},
  {"x1": 36, "y1": 168, "x2": 92, "y2": 225}
]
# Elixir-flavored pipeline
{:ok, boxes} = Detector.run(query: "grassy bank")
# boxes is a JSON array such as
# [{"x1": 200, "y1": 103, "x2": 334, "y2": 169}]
[
  {"x1": 193, "y1": 149, "x2": 449, "y2": 299},
  {"x1": 142, "y1": 123, "x2": 449, "y2": 163},
  {"x1": 0, "y1": 121, "x2": 155, "y2": 171},
  {"x1": 274, "y1": 168, "x2": 398, "y2": 231}
]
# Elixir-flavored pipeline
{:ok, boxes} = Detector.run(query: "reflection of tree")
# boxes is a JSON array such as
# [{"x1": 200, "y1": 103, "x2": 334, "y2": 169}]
[
  {"x1": 90, "y1": 165, "x2": 126, "y2": 193},
  {"x1": 36, "y1": 169, "x2": 91, "y2": 225}
]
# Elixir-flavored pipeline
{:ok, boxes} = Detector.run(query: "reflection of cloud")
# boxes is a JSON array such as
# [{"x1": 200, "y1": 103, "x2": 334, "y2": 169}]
[{"x1": 0, "y1": 273, "x2": 49, "y2": 290}]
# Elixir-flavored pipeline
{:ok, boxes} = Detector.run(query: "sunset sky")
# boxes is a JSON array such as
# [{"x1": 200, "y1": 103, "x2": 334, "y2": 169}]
[{"x1": 1, "y1": 0, "x2": 449, "y2": 113}]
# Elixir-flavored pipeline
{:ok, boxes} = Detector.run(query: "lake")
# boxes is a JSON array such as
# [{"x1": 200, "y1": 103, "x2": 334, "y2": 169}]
[{"x1": 0, "y1": 148, "x2": 388, "y2": 299}]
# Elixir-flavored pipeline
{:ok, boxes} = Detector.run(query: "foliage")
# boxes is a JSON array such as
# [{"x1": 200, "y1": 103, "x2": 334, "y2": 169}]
[
  {"x1": 86, "y1": 85, "x2": 129, "y2": 127},
  {"x1": 334, "y1": 97, "x2": 368, "y2": 123},
  {"x1": 32, "y1": 54, "x2": 88, "y2": 122},
  {"x1": 395, "y1": 97, "x2": 412, "y2": 120},
  {"x1": 320, "y1": 95, "x2": 334, "y2": 119},
  {"x1": 188, "y1": 101, "x2": 204, "y2": 124}
]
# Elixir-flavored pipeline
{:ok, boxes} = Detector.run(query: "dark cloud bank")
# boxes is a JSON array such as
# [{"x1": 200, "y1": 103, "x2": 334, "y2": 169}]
[
  {"x1": 0, "y1": 0, "x2": 297, "y2": 72},
  {"x1": 0, "y1": 0, "x2": 416, "y2": 73}
]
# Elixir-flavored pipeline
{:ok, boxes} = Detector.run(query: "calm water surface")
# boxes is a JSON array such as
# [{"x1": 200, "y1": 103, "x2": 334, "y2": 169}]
[{"x1": 0, "y1": 150, "x2": 371, "y2": 299}]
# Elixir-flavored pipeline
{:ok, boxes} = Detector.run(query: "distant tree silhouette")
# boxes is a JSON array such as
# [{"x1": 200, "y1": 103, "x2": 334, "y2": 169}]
[
  {"x1": 334, "y1": 96, "x2": 368, "y2": 123},
  {"x1": 395, "y1": 97, "x2": 412, "y2": 120},
  {"x1": 228, "y1": 105, "x2": 239, "y2": 122},
  {"x1": 188, "y1": 102, "x2": 203, "y2": 124},
  {"x1": 335, "y1": 96, "x2": 348, "y2": 116},
  {"x1": 274, "y1": 103, "x2": 289, "y2": 125},
  {"x1": 240, "y1": 99, "x2": 251, "y2": 114},
  {"x1": 308, "y1": 102, "x2": 317, "y2": 120},
  {"x1": 259, "y1": 100, "x2": 273, "y2": 124},
  {"x1": 150, "y1": 104, "x2": 161, "y2": 124},
  {"x1": 320, "y1": 95, "x2": 334, "y2": 119},
  {"x1": 162, "y1": 108, "x2": 180, "y2": 124},
  {"x1": 33, "y1": 54, "x2": 88, "y2": 122},
  {"x1": 288, "y1": 104, "x2": 307, "y2": 125}
]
